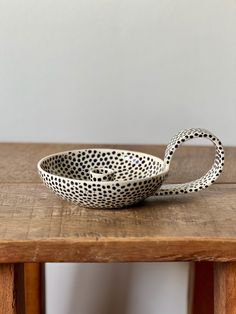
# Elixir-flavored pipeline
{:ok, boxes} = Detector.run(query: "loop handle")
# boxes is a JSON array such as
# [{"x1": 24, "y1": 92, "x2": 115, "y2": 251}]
[{"x1": 156, "y1": 128, "x2": 224, "y2": 196}]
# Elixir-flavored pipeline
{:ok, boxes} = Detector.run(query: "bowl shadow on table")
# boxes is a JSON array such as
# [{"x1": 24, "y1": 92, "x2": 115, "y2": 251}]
[{"x1": 111, "y1": 193, "x2": 199, "y2": 212}]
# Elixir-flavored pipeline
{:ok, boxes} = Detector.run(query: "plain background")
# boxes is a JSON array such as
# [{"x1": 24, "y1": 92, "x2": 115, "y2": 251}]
[{"x1": 0, "y1": 0, "x2": 235, "y2": 313}]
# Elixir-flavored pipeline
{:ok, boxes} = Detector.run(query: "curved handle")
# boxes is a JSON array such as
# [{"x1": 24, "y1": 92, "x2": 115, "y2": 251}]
[{"x1": 156, "y1": 128, "x2": 225, "y2": 196}]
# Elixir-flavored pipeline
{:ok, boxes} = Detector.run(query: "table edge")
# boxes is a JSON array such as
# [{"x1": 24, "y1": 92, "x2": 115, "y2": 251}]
[{"x1": 1, "y1": 237, "x2": 236, "y2": 263}]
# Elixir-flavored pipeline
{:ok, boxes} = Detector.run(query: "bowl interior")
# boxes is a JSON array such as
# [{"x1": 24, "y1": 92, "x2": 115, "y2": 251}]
[{"x1": 39, "y1": 149, "x2": 164, "y2": 181}]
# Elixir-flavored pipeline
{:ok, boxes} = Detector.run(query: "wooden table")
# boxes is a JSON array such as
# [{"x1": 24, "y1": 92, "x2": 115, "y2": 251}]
[{"x1": 0, "y1": 143, "x2": 236, "y2": 314}]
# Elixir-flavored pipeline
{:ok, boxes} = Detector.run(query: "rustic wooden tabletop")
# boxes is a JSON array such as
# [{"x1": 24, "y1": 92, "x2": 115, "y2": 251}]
[
  {"x1": 0, "y1": 143, "x2": 235, "y2": 263},
  {"x1": 0, "y1": 143, "x2": 235, "y2": 314}
]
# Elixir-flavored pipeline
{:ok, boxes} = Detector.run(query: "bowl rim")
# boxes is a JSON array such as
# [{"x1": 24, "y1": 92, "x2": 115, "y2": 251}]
[{"x1": 37, "y1": 148, "x2": 169, "y2": 184}]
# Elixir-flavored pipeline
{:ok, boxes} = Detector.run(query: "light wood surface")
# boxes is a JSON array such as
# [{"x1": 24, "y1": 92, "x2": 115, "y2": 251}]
[
  {"x1": 0, "y1": 184, "x2": 235, "y2": 262},
  {"x1": 0, "y1": 143, "x2": 235, "y2": 262},
  {"x1": 214, "y1": 262, "x2": 236, "y2": 314}
]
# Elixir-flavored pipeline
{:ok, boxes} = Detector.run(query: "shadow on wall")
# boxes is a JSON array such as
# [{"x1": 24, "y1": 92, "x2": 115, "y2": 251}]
[
  {"x1": 46, "y1": 262, "x2": 189, "y2": 314},
  {"x1": 68, "y1": 263, "x2": 133, "y2": 314}
]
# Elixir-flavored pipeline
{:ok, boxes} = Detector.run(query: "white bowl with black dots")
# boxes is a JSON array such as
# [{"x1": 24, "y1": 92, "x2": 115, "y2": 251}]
[{"x1": 38, "y1": 128, "x2": 225, "y2": 209}]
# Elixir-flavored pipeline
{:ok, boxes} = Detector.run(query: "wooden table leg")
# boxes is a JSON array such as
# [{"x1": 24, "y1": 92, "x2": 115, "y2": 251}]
[
  {"x1": 188, "y1": 261, "x2": 214, "y2": 314},
  {"x1": 214, "y1": 262, "x2": 236, "y2": 314},
  {"x1": 24, "y1": 263, "x2": 45, "y2": 314},
  {"x1": 0, "y1": 264, "x2": 19, "y2": 314},
  {"x1": 0, "y1": 263, "x2": 44, "y2": 314}
]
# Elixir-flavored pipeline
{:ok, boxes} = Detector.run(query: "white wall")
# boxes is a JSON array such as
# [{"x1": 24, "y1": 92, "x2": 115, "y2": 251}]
[
  {"x1": 0, "y1": 0, "x2": 236, "y2": 145},
  {"x1": 46, "y1": 263, "x2": 189, "y2": 314},
  {"x1": 0, "y1": 0, "x2": 236, "y2": 313}
]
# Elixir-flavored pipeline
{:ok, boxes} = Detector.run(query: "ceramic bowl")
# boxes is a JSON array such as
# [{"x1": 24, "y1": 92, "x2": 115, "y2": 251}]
[
  {"x1": 38, "y1": 128, "x2": 225, "y2": 208},
  {"x1": 38, "y1": 148, "x2": 168, "y2": 208}
]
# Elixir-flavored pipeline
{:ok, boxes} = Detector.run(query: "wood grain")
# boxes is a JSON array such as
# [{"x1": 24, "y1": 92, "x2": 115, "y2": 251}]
[
  {"x1": 214, "y1": 262, "x2": 236, "y2": 314},
  {"x1": 0, "y1": 183, "x2": 236, "y2": 239},
  {"x1": 14, "y1": 264, "x2": 25, "y2": 314},
  {"x1": 0, "y1": 182, "x2": 235, "y2": 261},
  {"x1": 1, "y1": 237, "x2": 236, "y2": 263},
  {"x1": 24, "y1": 263, "x2": 44, "y2": 314},
  {"x1": 191, "y1": 262, "x2": 214, "y2": 314},
  {"x1": 0, "y1": 264, "x2": 16, "y2": 314},
  {"x1": 0, "y1": 263, "x2": 43, "y2": 314}
]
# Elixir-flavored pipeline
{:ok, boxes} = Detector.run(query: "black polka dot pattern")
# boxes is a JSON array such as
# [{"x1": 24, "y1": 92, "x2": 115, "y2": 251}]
[
  {"x1": 37, "y1": 128, "x2": 224, "y2": 208},
  {"x1": 38, "y1": 149, "x2": 166, "y2": 208},
  {"x1": 155, "y1": 128, "x2": 225, "y2": 196}
]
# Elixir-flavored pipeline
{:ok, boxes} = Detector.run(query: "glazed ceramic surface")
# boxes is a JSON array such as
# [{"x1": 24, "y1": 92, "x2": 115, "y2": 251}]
[{"x1": 38, "y1": 128, "x2": 225, "y2": 208}]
